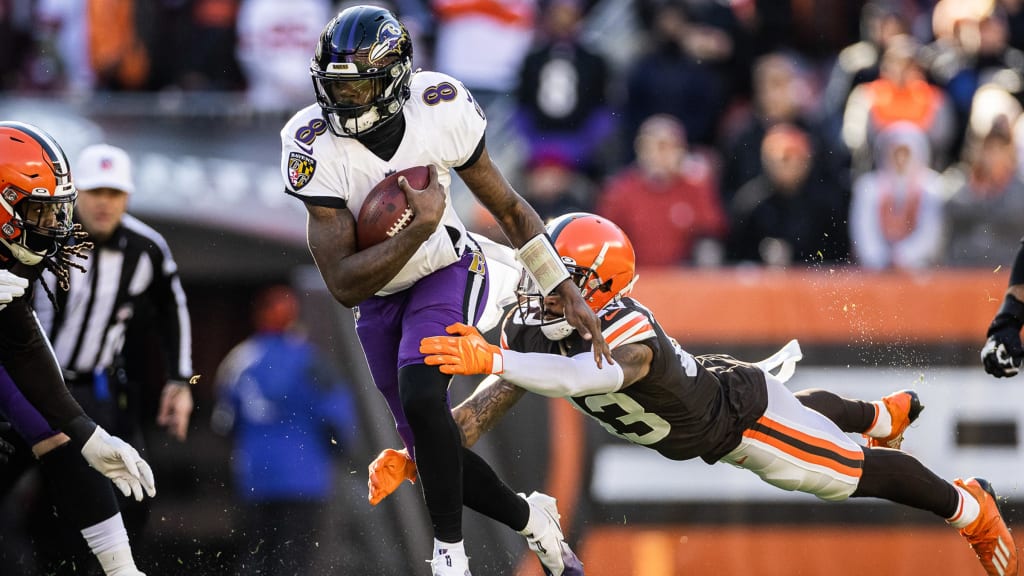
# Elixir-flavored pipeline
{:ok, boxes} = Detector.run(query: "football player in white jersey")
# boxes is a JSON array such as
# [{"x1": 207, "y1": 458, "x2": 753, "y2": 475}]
[
  {"x1": 374, "y1": 214, "x2": 1019, "y2": 576},
  {"x1": 279, "y1": 6, "x2": 607, "y2": 576}
]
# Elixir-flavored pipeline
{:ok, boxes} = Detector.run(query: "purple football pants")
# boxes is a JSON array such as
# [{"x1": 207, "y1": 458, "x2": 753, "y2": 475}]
[{"x1": 355, "y1": 246, "x2": 488, "y2": 454}]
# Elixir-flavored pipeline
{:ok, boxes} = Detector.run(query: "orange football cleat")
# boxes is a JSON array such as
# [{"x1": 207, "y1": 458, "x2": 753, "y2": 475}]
[
  {"x1": 367, "y1": 447, "x2": 418, "y2": 506},
  {"x1": 866, "y1": 389, "x2": 924, "y2": 450},
  {"x1": 956, "y1": 477, "x2": 1019, "y2": 576}
]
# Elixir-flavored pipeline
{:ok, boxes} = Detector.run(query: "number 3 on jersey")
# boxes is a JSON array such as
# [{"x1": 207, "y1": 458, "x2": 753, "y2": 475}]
[{"x1": 584, "y1": 393, "x2": 671, "y2": 445}]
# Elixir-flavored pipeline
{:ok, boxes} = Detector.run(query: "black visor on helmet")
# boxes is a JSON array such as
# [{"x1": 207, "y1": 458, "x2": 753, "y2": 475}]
[
  {"x1": 14, "y1": 192, "x2": 76, "y2": 256},
  {"x1": 311, "y1": 60, "x2": 411, "y2": 137}
]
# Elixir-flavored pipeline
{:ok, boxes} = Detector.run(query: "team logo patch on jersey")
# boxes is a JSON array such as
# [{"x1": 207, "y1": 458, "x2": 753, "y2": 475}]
[{"x1": 288, "y1": 152, "x2": 316, "y2": 190}]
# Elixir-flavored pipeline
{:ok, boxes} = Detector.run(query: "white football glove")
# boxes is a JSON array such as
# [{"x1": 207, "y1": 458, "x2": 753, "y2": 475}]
[
  {"x1": 0, "y1": 269, "x2": 28, "y2": 309},
  {"x1": 80, "y1": 426, "x2": 156, "y2": 501}
]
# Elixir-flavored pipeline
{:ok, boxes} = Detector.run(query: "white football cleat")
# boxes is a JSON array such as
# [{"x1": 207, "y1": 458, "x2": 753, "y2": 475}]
[{"x1": 519, "y1": 491, "x2": 585, "y2": 576}]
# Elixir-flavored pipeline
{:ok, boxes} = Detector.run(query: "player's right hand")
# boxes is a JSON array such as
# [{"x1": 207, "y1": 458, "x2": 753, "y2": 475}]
[
  {"x1": 0, "y1": 269, "x2": 29, "y2": 308},
  {"x1": 81, "y1": 426, "x2": 156, "y2": 501},
  {"x1": 399, "y1": 164, "x2": 445, "y2": 231},
  {"x1": 420, "y1": 322, "x2": 503, "y2": 375},
  {"x1": 368, "y1": 447, "x2": 417, "y2": 506}
]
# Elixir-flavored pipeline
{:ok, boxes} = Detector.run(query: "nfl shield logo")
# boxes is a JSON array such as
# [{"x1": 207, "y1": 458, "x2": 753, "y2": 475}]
[{"x1": 288, "y1": 152, "x2": 316, "y2": 190}]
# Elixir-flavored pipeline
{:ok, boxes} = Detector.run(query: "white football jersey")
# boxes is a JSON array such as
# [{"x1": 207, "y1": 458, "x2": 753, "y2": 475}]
[{"x1": 280, "y1": 70, "x2": 487, "y2": 295}]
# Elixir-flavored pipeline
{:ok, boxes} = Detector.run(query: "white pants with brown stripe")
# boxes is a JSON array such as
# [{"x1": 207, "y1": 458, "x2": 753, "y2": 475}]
[{"x1": 720, "y1": 370, "x2": 866, "y2": 502}]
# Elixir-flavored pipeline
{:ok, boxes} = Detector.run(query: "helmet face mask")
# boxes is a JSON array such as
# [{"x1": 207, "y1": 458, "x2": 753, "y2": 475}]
[
  {"x1": 515, "y1": 268, "x2": 575, "y2": 341},
  {"x1": 0, "y1": 121, "x2": 76, "y2": 265},
  {"x1": 14, "y1": 193, "x2": 75, "y2": 255},
  {"x1": 311, "y1": 7, "x2": 414, "y2": 137},
  {"x1": 515, "y1": 213, "x2": 638, "y2": 341}
]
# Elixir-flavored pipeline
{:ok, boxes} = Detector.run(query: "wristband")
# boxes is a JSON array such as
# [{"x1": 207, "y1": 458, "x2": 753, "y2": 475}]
[{"x1": 516, "y1": 233, "x2": 570, "y2": 296}]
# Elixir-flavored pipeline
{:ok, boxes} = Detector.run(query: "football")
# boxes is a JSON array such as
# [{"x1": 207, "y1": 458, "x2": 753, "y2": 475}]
[{"x1": 356, "y1": 165, "x2": 429, "y2": 250}]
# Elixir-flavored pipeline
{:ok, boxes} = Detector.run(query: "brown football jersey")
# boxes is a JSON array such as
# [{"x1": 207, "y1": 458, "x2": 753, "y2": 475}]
[{"x1": 501, "y1": 297, "x2": 768, "y2": 463}]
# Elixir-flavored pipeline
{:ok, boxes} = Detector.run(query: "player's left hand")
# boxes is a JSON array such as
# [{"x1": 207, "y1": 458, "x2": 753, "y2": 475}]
[
  {"x1": 368, "y1": 447, "x2": 417, "y2": 506},
  {"x1": 555, "y1": 279, "x2": 613, "y2": 368},
  {"x1": 421, "y1": 323, "x2": 503, "y2": 375},
  {"x1": 157, "y1": 381, "x2": 194, "y2": 441},
  {"x1": 80, "y1": 426, "x2": 156, "y2": 501},
  {"x1": 399, "y1": 164, "x2": 445, "y2": 232}
]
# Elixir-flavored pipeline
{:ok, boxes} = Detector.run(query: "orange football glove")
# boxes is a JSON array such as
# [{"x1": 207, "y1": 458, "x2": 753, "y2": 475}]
[
  {"x1": 419, "y1": 322, "x2": 503, "y2": 376},
  {"x1": 368, "y1": 448, "x2": 418, "y2": 506}
]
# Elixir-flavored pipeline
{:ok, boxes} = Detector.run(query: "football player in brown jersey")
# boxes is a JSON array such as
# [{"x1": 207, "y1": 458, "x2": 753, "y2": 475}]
[{"x1": 374, "y1": 213, "x2": 1018, "y2": 576}]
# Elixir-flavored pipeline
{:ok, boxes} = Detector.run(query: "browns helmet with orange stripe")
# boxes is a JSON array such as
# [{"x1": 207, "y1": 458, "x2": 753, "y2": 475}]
[
  {"x1": 517, "y1": 213, "x2": 638, "y2": 340},
  {"x1": 0, "y1": 121, "x2": 77, "y2": 266}
]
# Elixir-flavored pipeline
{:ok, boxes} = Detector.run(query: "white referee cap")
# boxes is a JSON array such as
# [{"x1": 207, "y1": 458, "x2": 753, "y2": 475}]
[{"x1": 75, "y1": 143, "x2": 134, "y2": 194}]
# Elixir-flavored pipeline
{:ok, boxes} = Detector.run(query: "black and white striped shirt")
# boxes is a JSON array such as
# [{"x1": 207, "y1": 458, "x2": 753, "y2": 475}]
[{"x1": 34, "y1": 214, "x2": 193, "y2": 384}]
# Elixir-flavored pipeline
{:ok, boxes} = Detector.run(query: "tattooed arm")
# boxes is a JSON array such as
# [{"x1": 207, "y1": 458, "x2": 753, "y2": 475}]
[{"x1": 452, "y1": 375, "x2": 527, "y2": 448}]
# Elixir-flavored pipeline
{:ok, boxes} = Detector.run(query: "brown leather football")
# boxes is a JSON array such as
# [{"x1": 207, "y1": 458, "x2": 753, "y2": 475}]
[{"x1": 356, "y1": 165, "x2": 428, "y2": 250}]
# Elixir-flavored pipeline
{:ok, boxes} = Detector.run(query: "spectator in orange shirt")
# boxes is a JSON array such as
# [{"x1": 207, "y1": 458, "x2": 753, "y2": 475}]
[
  {"x1": 596, "y1": 114, "x2": 727, "y2": 267},
  {"x1": 843, "y1": 34, "x2": 956, "y2": 175}
]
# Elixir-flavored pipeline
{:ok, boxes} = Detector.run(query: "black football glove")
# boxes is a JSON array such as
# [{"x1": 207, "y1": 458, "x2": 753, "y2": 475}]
[
  {"x1": 0, "y1": 422, "x2": 13, "y2": 465},
  {"x1": 981, "y1": 294, "x2": 1024, "y2": 378}
]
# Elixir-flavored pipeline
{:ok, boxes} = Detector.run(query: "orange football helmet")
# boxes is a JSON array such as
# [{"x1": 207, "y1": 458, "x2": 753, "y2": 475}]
[
  {"x1": 0, "y1": 121, "x2": 76, "y2": 265},
  {"x1": 516, "y1": 213, "x2": 637, "y2": 340},
  {"x1": 546, "y1": 213, "x2": 638, "y2": 312}
]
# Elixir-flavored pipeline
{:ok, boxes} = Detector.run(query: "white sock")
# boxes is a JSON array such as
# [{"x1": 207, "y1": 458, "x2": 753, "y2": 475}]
[
  {"x1": 947, "y1": 485, "x2": 982, "y2": 529},
  {"x1": 865, "y1": 401, "x2": 893, "y2": 438},
  {"x1": 81, "y1": 513, "x2": 140, "y2": 576},
  {"x1": 434, "y1": 538, "x2": 466, "y2": 558}
]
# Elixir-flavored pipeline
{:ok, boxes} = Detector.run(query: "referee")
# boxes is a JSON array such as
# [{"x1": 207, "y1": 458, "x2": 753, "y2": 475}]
[{"x1": 32, "y1": 143, "x2": 194, "y2": 543}]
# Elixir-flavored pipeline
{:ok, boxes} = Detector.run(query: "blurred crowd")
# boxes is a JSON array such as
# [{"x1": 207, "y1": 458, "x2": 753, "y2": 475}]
[{"x1": 1, "y1": 0, "x2": 1022, "y2": 270}]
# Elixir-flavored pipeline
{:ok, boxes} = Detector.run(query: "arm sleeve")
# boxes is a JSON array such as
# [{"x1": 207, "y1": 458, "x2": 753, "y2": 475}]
[
  {"x1": 0, "y1": 298, "x2": 95, "y2": 445},
  {"x1": 499, "y1": 349, "x2": 624, "y2": 398}
]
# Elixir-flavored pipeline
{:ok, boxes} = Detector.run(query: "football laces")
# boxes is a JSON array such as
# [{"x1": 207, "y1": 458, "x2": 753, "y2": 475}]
[{"x1": 386, "y1": 208, "x2": 415, "y2": 237}]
